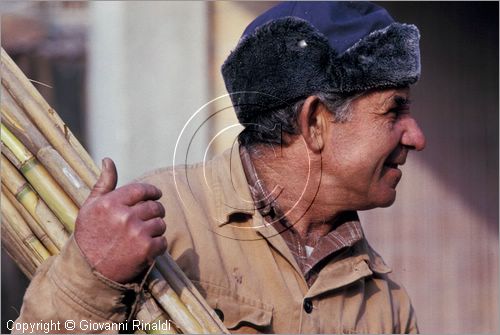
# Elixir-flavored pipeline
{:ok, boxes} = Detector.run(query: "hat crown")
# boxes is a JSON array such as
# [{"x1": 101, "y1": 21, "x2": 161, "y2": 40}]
[{"x1": 242, "y1": 1, "x2": 395, "y2": 54}]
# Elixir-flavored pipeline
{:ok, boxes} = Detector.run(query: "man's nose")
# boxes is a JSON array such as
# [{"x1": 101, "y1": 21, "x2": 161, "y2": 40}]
[{"x1": 401, "y1": 118, "x2": 426, "y2": 151}]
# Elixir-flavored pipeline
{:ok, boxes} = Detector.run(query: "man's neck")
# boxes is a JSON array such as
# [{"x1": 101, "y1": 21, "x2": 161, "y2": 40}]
[{"x1": 246, "y1": 143, "x2": 350, "y2": 247}]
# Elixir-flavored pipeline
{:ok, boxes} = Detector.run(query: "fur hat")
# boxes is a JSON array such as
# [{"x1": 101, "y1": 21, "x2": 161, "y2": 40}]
[{"x1": 221, "y1": 1, "x2": 420, "y2": 122}]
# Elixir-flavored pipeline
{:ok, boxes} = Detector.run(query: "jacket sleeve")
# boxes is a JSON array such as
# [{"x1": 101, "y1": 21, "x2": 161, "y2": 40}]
[
  {"x1": 393, "y1": 282, "x2": 419, "y2": 334},
  {"x1": 13, "y1": 236, "x2": 142, "y2": 334},
  {"x1": 405, "y1": 303, "x2": 419, "y2": 334}
]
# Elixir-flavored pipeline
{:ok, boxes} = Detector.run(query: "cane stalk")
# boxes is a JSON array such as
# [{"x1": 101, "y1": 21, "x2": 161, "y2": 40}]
[
  {"x1": 1, "y1": 154, "x2": 69, "y2": 249},
  {"x1": 1, "y1": 188, "x2": 51, "y2": 264},
  {"x1": 1, "y1": 124, "x2": 78, "y2": 231},
  {"x1": 135, "y1": 295, "x2": 180, "y2": 334},
  {"x1": 147, "y1": 268, "x2": 206, "y2": 334},
  {"x1": 2, "y1": 222, "x2": 37, "y2": 278},
  {"x1": 1, "y1": 85, "x2": 90, "y2": 206},
  {"x1": 1, "y1": 49, "x2": 99, "y2": 188},
  {"x1": 155, "y1": 257, "x2": 227, "y2": 333},
  {"x1": 2, "y1": 139, "x2": 21, "y2": 168},
  {"x1": 3, "y1": 185, "x2": 59, "y2": 255}
]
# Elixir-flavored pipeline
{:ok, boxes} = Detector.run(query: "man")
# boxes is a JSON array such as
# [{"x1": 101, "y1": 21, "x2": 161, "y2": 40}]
[{"x1": 15, "y1": 1, "x2": 425, "y2": 333}]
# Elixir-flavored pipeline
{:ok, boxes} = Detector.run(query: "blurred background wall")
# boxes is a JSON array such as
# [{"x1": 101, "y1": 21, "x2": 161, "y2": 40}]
[{"x1": 1, "y1": 1, "x2": 498, "y2": 333}]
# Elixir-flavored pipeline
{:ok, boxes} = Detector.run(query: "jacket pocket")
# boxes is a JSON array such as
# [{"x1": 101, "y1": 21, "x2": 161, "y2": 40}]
[{"x1": 192, "y1": 280, "x2": 273, "y2": 333}]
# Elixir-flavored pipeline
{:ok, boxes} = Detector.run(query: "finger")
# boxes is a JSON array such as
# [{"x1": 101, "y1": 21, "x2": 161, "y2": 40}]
[
  {"x1": 111, "y1": 183, "x2": 162, "y2": 206},
  {"x1": 148, "y1": 236, "x2": 168, "y2": 260},
  {"x1": 89, "y1": 158, "x2": 118, "y2": 198},
  {"x1": 143, "y1": 217, "x2": 167, "y2": 237},
  {"x1": 132, "y1": 201, "x2": 165, "y2": 221}
]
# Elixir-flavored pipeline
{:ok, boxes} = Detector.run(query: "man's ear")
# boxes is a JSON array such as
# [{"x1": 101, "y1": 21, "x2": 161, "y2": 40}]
[{"x1": 298, "y1": 96, "x2": 330, "y2": 153}]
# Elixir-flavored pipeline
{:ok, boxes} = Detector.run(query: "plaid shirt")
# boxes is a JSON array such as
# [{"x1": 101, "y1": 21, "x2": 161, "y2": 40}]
[{"x1": 240, "y1": 146, "x2": 364, "y2": 286}]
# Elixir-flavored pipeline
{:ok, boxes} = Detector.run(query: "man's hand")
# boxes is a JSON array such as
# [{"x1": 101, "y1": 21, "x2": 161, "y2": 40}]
[{"x1": 74, "y1": 158, "x2": 167, "y2": 284}]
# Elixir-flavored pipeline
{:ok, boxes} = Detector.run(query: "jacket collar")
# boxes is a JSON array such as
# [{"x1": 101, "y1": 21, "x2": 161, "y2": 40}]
[
  {"x1": 306, "y1": 239, "x2": 392, "y2": 298},
  {"x1": 213, "y1": 143, "x2": 302, "y2": 274},
  {"x1": 214, "y1": 142, "x2": 256, "y2": 225}
]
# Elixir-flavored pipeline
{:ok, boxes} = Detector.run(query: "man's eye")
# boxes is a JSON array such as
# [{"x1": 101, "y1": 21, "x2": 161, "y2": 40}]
[
  {"x1": 385, "y1": 110, "x2": 400, "y2": 119},
  {"x1": 386, "y1": 108, "x2": 408, "y2": 119}
]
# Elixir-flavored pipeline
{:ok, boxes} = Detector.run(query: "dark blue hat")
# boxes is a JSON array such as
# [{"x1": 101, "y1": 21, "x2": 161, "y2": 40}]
[
  {"x1": 221, "y1": 1, "x2": 420, "y2": 123},
  {"x1": 242, "y1": 1, "x2": 395, "y2": 55}
]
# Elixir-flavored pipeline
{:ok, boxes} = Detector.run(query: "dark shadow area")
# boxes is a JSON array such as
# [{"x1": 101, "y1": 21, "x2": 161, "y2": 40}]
[
  {"x1": 1, "y1": 250, "x2": 30, "y2": 334},
  {"x1": 175, "y1": 248, "x2": 202, "y2": 291}
]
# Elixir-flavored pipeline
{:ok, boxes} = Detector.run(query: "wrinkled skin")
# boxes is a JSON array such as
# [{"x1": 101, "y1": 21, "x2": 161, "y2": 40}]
[
  {"x1": 321, "y1": 87, "x2": 427, "y2": 210},
  {"x1": 74, "y1": 158, "x2": 167, "y2": 284}
]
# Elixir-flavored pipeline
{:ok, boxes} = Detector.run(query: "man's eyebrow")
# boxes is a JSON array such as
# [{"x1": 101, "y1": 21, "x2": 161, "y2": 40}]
[{"x1": 393, "y1": 95, "x2": 412, "y2": 107}]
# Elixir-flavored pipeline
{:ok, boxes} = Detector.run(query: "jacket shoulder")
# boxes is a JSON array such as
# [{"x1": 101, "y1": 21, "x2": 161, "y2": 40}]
[{"x1": 363, "y1": 241, "x2": 419, "y2": 333}]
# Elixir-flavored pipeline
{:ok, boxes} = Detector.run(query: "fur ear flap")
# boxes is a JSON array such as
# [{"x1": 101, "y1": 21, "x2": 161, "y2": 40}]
[{"x1": 221, "y1": 17, "x2": 334, "y2": 123}]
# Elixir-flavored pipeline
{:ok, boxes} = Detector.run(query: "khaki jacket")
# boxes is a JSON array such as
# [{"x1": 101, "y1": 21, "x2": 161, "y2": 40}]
[{"x1": 15, "y1": 147, "x2": 418, "y2": 334}]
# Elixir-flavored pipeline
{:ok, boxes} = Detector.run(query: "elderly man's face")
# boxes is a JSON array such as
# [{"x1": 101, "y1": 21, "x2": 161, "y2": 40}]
[{"x1": 323, "y1": 87, "x2": 426, "y2": 210}]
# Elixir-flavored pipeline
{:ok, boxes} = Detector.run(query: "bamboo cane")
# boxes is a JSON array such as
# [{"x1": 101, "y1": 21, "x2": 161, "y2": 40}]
[
  {"x1": 1, "y1": 155, "x2": 69, "y2": 249},
  {"x1": 155, "y1": 257, "x2": 227, "y2": 333},
  {"x1": 1, "y1": 85, "x2": 90, "y2": 206},
  {"x1": 147, "y1": 268, "x2": 206, "y2": 334},
  {"x1": 135, "y1": 295, "x2": 180, "y2": 334},
  {"x1": 2, "y1": 142, "x2": 21, "y2": 168},
  {"x1": 2, "y1": 223, "x2": 37, "y2": 279},
  {"x1": 1, "y1": 189, "x2": 51, "y2": 264},
  {"x1": 1, "y1": 125, "x2": 187, "y2": 333},
  {"x1": 3, "y1": 184, "x2": 59, "y2": 255},
  {"x1": 0, "y1": 47, "x2": 229, "y2": 334},
  {"x1": 1, "y1": 49, "x2": 99, "y2": 188},
  {"x1": 1, "y1": 124, "x2": 78, "y2": 231}
]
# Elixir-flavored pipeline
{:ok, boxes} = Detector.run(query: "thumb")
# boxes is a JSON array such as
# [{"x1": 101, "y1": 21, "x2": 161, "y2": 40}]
[{"x1": 89, "y1": 157, "x2": 118, "y2": 198}]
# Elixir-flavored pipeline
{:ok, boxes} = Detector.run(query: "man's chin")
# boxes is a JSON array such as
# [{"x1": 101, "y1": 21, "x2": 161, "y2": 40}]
[
  {"x1": 378, "y1": 198, "x2": 396, "y2": 208},
  {"x1": 371, "y1": 189, "x2": 397, "y2": 208},
  {"x1": 352, "y1": 188, "x2": 398, "y2": 211}
]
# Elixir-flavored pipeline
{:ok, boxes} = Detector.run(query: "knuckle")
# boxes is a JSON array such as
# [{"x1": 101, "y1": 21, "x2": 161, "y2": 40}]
[
  {"x1": 128, "y1": 222, "x2": 143, "y2": 238},
  {"x1": 99, "y1": 198, "x2": 112, "y2": 211},
  {"x1": 130, "y1": 184, "x2": 146, "y2": 200},
  {"x1": 119, "y1": 210, "x2": 133, "y2": 224},
  {"x1": 150, "y1": 217, "x2": 165, "y2": 229},
  {"x1": 147, "y1": 201, "x2": 158, "y2": 214}
]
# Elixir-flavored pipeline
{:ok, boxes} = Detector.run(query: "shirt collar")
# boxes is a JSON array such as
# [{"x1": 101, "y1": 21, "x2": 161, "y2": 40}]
[{"x1": 239, "y1": 145, "x2": 284, "y2": 219}]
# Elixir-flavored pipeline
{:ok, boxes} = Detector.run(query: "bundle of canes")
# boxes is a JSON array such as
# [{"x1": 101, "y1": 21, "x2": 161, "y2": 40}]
[{"x1": 0, "y1": 48, "x2": 228, "y2": 334}]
